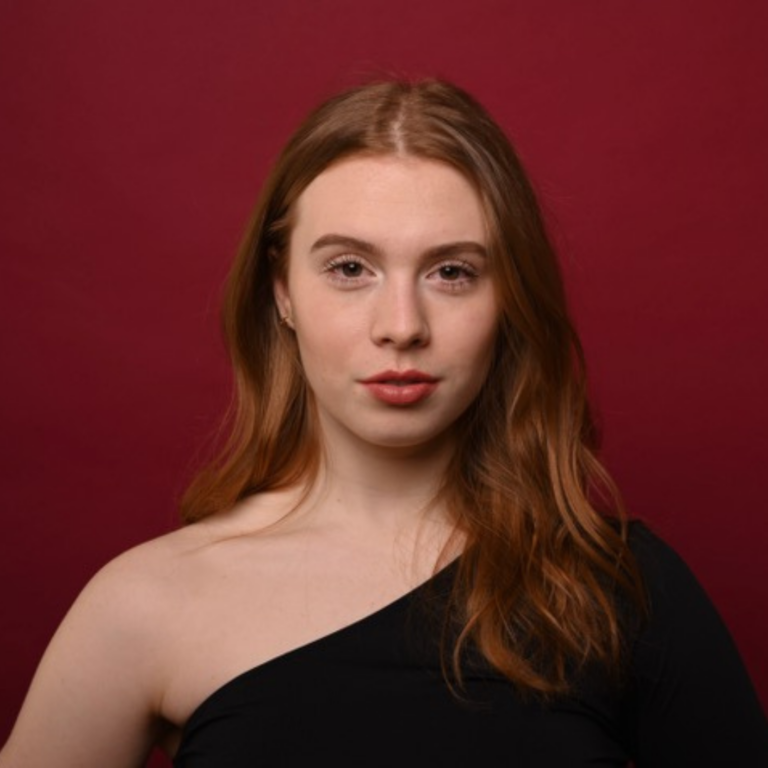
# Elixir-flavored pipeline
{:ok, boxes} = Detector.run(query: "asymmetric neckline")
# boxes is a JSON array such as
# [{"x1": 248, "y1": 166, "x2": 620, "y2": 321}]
[
  {"x1": 171, "y1": 523, "x2": 768, "y2": 767},
  {"x1": 180, "y1": 554, "x2": 461, "y2": 736}
]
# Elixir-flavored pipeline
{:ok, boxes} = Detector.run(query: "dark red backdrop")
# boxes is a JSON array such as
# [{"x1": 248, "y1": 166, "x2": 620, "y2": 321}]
[{"x1": 2, "y1": 2, "x2": 766, "y2": 764}]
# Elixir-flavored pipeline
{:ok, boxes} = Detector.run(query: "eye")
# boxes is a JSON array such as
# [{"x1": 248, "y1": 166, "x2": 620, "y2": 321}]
[
  {"x1": 429, "y1": 260, "x2": 479, "y2": 289},
  {"x1": 437, "y1": 264, "x2": 465, "y2": 281},
  {"x1": 337, "y1": 261, "x2": 364, "y2": 278},
  {"x1": 323, "y1": 255, "x2": 372, "y2": 285}
]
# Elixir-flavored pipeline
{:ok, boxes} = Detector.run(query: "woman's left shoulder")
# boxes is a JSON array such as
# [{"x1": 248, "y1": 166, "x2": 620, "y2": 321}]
[
  {"x1": 619, "y1": 518, "x2": 768, "y2": 763},
  {"x1": 623, "y1": 519, "x2": 700, "y2": 597},
  {"x1": 621, "y1": 518, "x2": 742, "y2": 656}
]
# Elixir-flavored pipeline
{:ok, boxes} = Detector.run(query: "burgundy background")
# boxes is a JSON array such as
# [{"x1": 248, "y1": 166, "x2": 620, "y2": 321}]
[{"x1": 1, "y1": 2, "x2": 766, "y2": 764}]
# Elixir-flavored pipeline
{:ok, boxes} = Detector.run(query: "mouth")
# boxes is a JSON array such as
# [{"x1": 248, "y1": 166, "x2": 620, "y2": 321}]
[
  {"x1": 359, "y1": 370, "x2": 439, "y2": 406},
  {"x1": 360, "y1": 369, "x2": 438, "y2": 385}
]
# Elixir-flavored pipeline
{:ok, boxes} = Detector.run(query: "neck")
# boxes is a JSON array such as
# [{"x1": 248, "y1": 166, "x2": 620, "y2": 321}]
[
  {"x1": 299, "y1": 417, "x2": 458, "y2": 535},
  {"x1": 237, "y1": 420, "x2": 463, "y2": 576}
]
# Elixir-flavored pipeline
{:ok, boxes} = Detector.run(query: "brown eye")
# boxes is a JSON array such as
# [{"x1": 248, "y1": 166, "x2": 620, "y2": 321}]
[
  {"x1": 439, "y1": 265, "x2": 462, "y2": 280},
  {"x1": 340, "y1": 261, "x2": 364, "y2": 277}
]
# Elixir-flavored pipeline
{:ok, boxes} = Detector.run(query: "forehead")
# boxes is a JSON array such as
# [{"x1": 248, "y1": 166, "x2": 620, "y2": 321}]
[{"x1": 290, "y1": 155, "x2": 488, "y2": 249}]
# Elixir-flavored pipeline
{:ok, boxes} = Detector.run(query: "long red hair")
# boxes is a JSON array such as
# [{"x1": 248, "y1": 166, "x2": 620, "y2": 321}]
[{"x1": 180, "y1": 77, "x2": 646, "y2": 697}]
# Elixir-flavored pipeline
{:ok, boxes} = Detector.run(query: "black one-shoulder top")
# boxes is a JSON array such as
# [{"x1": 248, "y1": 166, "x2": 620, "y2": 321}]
[{"x1": 173, "y1": 523, "x2": 768, "y2": 767}]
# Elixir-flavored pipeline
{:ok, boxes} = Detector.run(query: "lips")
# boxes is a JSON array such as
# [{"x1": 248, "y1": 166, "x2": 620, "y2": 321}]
[
  {"x1": 361, "y1": 369, "x2": 438, "y2": 385},
  {"x1": 359, "y1": 370, "x2": 439, "y2": 405}
]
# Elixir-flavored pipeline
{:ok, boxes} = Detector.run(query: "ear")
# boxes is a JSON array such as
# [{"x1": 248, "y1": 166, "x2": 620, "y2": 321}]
[{"x1": 273, "y1": 276, "x2": 293, "y2": 326}]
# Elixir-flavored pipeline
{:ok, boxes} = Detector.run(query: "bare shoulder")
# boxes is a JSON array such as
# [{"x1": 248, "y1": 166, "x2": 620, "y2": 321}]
[
  {"x1": 83, "y1": 520, "x2": 211, "y2": 603},
  {"x1": 77, "y1": 497, "x2": 270, "y2": 601},
  {"x1": 67, "y1": 491, "x2": 302, "y2": 645},
  {"x1": 0, "y1": 519, "x2": 239, "y2": 768},
  {"x1": 58, "y1": 525, "x2": 197, "y2": 639}
]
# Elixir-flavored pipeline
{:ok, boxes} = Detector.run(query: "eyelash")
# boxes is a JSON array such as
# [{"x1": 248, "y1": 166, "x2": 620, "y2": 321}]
[
  {"x1": 324, "y1": 255, "x2": 369, "y2": 281},
  {"x1": 432, "y1": 261, "x2": 479, "y2": 287},
  {"x1": 323, "y1": 256, "x2": 479, "y2": 290}
]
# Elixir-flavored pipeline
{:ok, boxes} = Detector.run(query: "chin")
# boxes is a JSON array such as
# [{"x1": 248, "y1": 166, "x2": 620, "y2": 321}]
[{"x1": 356, "y1": 425, "x2": 456, "y2": 453}]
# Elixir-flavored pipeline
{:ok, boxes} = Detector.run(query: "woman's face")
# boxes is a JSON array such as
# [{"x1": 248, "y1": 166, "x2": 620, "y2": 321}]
[{"x1": 274, "y1": 154, "x2": 499, "y2": 455}]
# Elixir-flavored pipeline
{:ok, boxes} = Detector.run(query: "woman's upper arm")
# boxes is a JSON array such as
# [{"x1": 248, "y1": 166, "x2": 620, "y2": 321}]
[{"x1": 0, "y1": 550, "x2": 171, "y2": 768}]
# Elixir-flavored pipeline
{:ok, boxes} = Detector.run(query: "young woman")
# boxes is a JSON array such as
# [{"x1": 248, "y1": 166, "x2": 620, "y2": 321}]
[{"x1": 1, "y1": 78, "x2": 766, "y2": 767}]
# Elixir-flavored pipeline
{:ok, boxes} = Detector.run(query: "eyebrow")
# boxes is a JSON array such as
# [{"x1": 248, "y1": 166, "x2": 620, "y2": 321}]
[{"x1": 309, "y1": 233, "x2": 488, "y2": 259}]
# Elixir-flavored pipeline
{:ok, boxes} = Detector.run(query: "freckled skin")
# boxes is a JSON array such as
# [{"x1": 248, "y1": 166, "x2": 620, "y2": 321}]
[{"x1": 274, "y1": 155, "x2": 500, "y2": 455}]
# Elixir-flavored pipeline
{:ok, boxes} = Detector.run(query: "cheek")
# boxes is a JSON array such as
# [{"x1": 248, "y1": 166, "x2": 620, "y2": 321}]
[
  {"x1": 451, "y1": 307, "x2": 499, "y2": 365},
  {"x1": 292, "y1": 293, "x2": 368, "y2": 367},
  {"x1": 293, "y1": 319, "x2": 352, "y2": 384}
]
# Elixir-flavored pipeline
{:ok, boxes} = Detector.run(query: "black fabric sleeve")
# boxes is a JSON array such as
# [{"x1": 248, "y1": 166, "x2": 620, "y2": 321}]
[{"x1": 626, "y1": 522, "x2": 768, "y2": 766}]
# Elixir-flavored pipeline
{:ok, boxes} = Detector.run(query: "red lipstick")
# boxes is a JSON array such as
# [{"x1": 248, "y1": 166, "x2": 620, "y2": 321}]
[{"x1": 359, "y1": 370, "x2": 439, "y2": 406}]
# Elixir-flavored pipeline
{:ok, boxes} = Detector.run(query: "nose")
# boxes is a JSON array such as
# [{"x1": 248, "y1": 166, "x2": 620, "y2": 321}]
[{"x1": 370, "y1": 277, "x2": 430, "y2": 349}]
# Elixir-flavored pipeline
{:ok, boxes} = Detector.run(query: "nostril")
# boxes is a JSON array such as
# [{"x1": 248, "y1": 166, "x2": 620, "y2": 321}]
[{"x1": 375, "y1": 329, "x2": 429, "y2": 348}]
